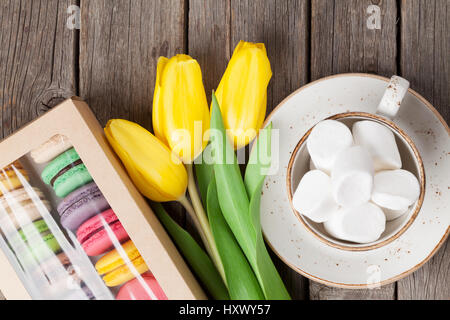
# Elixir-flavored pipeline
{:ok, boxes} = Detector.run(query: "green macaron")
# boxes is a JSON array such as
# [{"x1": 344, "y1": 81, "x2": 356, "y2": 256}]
[
  {"x1": 41, "y1": 148, "x2": 93, "y2": 198},
  {"x1": 8, "y1": 219, "x2": 61, "y2": 270}
]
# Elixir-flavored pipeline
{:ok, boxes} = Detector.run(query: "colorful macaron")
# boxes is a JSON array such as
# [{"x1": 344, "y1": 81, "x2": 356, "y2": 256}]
[
  {"x1": 76, "y1": 209, "x2": 129, "y2": 256},
  {"x1": 42, "y1": 148, "x2": 93, "y2": 198},
  {"x1": 0, "y1": 187, "x2": 51, "y2": 230},
  {"x1": 30, "y1": 134, "x2": 73, "y2": 164},
  {"x1": 9, "y1": 219, "x2": 61, "y2": 270},
  {"x1": 116, "y1": 272, "x2": 167, "y2": 300},
  {"x1": 57, "y1": 182, "x2": 109, "y2": 231},
  {"x1": 95, "y1": 240, "x2": 149, "y2": 287},
  {"x1": 0, "y1": 161, "x2": 29, "y2": 196}
]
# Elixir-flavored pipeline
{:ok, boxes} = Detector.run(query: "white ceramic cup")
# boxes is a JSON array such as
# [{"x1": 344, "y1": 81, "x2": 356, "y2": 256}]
[{"x1": 286, "y1": 76, "x2": 426, "y2": 251}]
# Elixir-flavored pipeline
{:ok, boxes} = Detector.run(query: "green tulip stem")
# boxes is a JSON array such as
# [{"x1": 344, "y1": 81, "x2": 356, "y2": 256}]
[
  {"x1": 186, "y1": 163, "x2": 226, "y2": 284},
  {"x1": 178, "y1": 195, "x2": 209, "y2": 251}
]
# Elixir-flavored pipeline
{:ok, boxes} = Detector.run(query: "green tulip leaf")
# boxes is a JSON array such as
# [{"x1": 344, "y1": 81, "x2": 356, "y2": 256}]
[
  {"x1": 210, "y1": 92, "x2": 290, "y2": 300},
  {"x1": 195, "y1": 157, "x2": 214, "y2": 207},
  {"x1": 249, "y1": 181, "x2": 291, "y2": 299},
  {"x1": 245, "y1": 122, "x2": 290, "y2": 300},
  {"x1": 210, "y1": 93, "x2": 257, "y2": 259},
  {"x1": 206, "y1": 175, "x2": 265, "y2": 300},
  {"x1": 151, "y1": 202, "x2": 229, "y2": 300},
  {"x1": 244, "y1": 122, "x2": 273, "y2": 198}
]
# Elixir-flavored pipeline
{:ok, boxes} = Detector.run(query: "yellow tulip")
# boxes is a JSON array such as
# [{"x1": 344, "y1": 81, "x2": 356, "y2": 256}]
[
  {"x1": 215, "y1": 41, "x2": 272, "y2": 149},
  {"x1": 104, "y1": 119, "x2": 187, "y2": 202},
  {"x1": 152, "y1": 54, "x2": 210, "y2": 163}
]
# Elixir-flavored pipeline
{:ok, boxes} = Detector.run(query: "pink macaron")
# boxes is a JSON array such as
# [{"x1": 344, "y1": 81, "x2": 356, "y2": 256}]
[
  {"x1": 76, "y1": 209, "x2": 129, "y2": 256},
  {"x1": 116, "y1": 272, "x2": 168, "y2": 300}
]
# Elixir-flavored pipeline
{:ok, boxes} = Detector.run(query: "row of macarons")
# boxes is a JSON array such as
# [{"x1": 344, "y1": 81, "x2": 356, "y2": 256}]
[
  {"x1": 0, "y1": 134, "x2": 165, "y2": 299},
  {"x1": 29, "y1": 135, "x2": 167, "y2": 299},
  {"x1": 0, "y1": 161, "x2": 95, "y2": 298}
]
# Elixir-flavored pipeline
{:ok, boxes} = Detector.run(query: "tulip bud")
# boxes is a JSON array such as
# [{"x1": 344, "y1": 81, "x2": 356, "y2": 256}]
[
  {"x1": 104, "y1": 119, "x2": 188, "y2": 202},
  {"x1": 152, "y1": 54, "x2": 210, "y2": 163},
  {"x1": 215, "y1": 41, "x2": 272, "y2": 149}
]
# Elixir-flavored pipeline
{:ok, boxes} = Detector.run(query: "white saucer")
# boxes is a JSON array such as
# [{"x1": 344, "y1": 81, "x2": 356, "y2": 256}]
[{"x1": 261, "y1": 73, "x2": 449, "y2": 288}]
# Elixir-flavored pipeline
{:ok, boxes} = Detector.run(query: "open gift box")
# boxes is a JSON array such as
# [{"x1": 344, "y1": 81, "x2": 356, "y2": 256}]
[{"x1": 0, "y1": 98, "x2": 205, "y2": 300}]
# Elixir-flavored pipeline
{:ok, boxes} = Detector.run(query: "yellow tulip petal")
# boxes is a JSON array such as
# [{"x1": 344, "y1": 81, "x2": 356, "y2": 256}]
[
  {"x1": 105, "y1": 119, "x2": 187, "y2": 202},
  {"x1": 152, "y1": 54, "x2": 210, "y2": 163},
  {"x1": 216, "y1": 41, "x2": 272, "y2": 149},
  {"x1": 152, "y1": 56, "x2": 169, "y2": 146}
]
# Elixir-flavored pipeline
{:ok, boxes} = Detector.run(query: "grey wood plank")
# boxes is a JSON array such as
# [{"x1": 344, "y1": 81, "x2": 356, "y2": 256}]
[
  {"x1": 229, "y1": 0, "x2": 310, "y2": 300},
  {"x1": 311, "y1": 0, "x2": 397, "y2": 80},
  {"x1": 397, "y1": 0, "x2": 449, "y2": 300},
  {"x1": 0, "y1": 0, "x2": 78, "y2": 300},
  {"x1": 79, "y1": 0, "x2": 186, "y2": 128},
  {"x1": 0, "y1": 0, "x2": 78, "y2": 138},
  {"x1": 79, "y1": 0, "x2": 187, "y2": 227},
  {"x1": 310, "y1": 0, "x2": 398, "y2": 299},
  {"x1": 230, "y1": 0, "x2": 309, "y2": 112},
  {"x1": 310, "y1": 281, "x2": 396, "y2": 300},
  {"x1": 188, "y1": 0, "x2": 231, "y2": 99},
  {"x1": 400, "y1": 0, "x2": 449, "y2": 122}
]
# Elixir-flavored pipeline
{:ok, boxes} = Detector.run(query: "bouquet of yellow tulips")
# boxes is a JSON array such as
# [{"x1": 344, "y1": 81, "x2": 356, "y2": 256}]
[{"x1": 105, "y1": 41, "x2": 290, "y2": 300}]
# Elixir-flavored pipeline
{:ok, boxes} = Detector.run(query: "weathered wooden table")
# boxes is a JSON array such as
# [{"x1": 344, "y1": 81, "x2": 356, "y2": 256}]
[{"x1": 0, "y1": 0, "x2": 448, "y2": 300}]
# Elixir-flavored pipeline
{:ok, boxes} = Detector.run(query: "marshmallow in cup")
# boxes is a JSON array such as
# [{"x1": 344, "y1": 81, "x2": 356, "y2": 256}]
[
  {"x1": 306, "y1": 120, "x2": 353, "y2": 174},
  {"x1": 292, "y1": 170, "x2": 339, "y2": 223},
  {"x1": 372, "y1": 169, "x2": 420, "y2": 220},
  {"x1": 353, "y1": 120, "x2": 402, "y2": 171},
  {"x1": 289, "y1": 75, "x2": 419, "y2": 246},
  {"x1": 331, "y1": 145, "x2": 374, "y2": 208},
  {"x1": 324, "y1": 202, "x2": 386, "y2": 244}
]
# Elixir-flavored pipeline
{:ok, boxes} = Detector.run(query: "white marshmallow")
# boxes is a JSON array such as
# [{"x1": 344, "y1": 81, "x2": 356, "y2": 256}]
[
  {"x1": 377, "y1": 76, "x2": 410, "y2": 119},
  {"x1": 382, "y1": 206, "x2": 409, "y2": 221},
  {"x1": 292, "y1": 170, "x2": 339, "y2": 223},
  {"x1": 331, "y1": 146, "x2": 374, "y2": 207},
  {"x1": 353, "y1": 120, "x2": 401, "y2": 171},
  {"x1": 324, "y1": 202, "x2": 386, "y2": 243},
  {"x1": 372, "y1": 169, "x2": 420, "y2": 210},
  {"x1": 307, "y1": 120, "x2": 353, "y2": 173}
]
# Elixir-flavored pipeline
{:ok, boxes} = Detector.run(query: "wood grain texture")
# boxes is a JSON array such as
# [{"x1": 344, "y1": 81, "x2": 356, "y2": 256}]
[
  {"x1": 230, "y1": 0, "x2": 310, "y2": 299},
  {"x1": 188, "y1": 0, "x2": 231, "y2": 99},
  {"x1": 400, "y1": 0, "x2": 449, "y2": 122},
  {"x1": 79, "y1": 0, "x2": 186, "y2": 128},
  {"x1": 230, "y1": 0, "x2": 309, "y2": 112},
  {"x1": 310, "y1": 281, "x2": 396, "y2": 300},
  {"x1": 397, "y1": 0, "x2": 449, "y2": 300},
  {"x1": 0, "y1": 0, "x2": 78, "y2": 300},
  {"x1": 0, "y1": 0, "x2": 77, "y2": 139},
  {"x1": 311, "y1": 0, "x2": 397, "y2": 80},
  {"x1": 310, "y1": 0, "x2": 398, "y2": 299}
]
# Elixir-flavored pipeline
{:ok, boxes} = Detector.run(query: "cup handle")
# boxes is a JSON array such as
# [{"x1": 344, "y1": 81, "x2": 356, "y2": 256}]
[{"x1": 376, "y1": 75, "x2": 410, "y2": 119}]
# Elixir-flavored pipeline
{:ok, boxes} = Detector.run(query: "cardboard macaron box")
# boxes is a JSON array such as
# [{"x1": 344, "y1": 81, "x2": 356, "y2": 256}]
[{"x1": 0, "y1": 97, "x2": 205, "y2": 300}]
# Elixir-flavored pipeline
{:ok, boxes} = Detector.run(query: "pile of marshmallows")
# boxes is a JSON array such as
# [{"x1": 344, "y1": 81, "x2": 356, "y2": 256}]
[{"x1": 293, "y1": 119, "x2": 420, "y2": 244}]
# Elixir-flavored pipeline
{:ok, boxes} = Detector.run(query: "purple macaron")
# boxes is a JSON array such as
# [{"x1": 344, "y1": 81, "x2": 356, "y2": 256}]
[{"x1": 57, "y1": 182, "x2": 110, "y2": 231}]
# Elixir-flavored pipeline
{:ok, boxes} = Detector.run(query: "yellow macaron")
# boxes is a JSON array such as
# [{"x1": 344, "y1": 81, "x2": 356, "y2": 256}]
[
  {"x1": 95, "y1": 240, "x2": 149, "y2": 287},
  {"x1": 0, "y1": 162, "x2": 29, "y2": 196}
]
